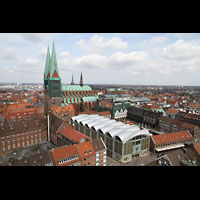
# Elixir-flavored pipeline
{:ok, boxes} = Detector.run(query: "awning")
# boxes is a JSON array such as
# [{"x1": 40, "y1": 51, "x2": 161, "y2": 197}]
[{"x1": 155, "y1": 143, "x2": 185, "y2": 152}]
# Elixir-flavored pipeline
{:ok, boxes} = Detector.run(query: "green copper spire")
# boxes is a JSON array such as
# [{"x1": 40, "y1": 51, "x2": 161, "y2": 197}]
[
  {"x1": 71, "y1": 73, "x2": 75, "y2": 85},
  {"x1": 49, "y1": 40, "x2": 60, "y2": 78},
  {"x1": 44, "y1": 45, "x2": 50, "y2": 79}
]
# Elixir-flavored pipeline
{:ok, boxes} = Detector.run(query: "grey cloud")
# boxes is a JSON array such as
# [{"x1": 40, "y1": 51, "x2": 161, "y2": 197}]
[{"x1": 20, "y1": 33, "x2": 50, "y2": 43}]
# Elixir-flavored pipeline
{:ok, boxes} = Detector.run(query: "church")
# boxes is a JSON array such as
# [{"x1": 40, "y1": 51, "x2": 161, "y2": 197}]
[{"x1": 43, "y1": 41, "x2": 98, "y2": 115}]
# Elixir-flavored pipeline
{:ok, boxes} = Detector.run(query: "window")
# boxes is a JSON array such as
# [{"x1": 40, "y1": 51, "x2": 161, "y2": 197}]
[{"x1": 84, "y1": 150, "x2": 87, "y2": 155}]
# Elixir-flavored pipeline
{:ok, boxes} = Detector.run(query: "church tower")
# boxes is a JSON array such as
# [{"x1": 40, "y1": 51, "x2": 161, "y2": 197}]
[
  {"x1": 44, "y1": 45, "x2": 50, "y2": 90},
  {"x1": 47, "y1": 40, "x2": 62, "y2": 98},
  {"x1": 44, "y1": 41, "x2": 62, "y2": 116},
  {"x1": 71, "y1": 73, "x2": 75, "y2": 85},
  {"x1": 80, "y1": 72, "x2": 83, "y2": 87}
]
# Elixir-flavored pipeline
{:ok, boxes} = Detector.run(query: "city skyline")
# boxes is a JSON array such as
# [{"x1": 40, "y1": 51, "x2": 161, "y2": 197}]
[{"x1": 1, "y1": 33, "x2": 200, "y2": 86}]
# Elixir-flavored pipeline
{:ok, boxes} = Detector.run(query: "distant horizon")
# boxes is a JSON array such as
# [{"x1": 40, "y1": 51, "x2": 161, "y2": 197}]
[{"x1": 1, "y1": 82, "x2": 200, "y2": 88}]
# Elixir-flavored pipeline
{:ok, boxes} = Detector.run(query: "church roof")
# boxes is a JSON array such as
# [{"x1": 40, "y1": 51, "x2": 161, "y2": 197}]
[
  {"x1": 44, "y1": 46, "x2": 51, "y2": 79},
  {"x1": 49, "y1": 41, "x2": 60, "y2": 79},
  {"x1": 82, "y1": 96, "x2": 98, "y2": 102},
  {"x1": 62, "y1": 85, "x2": 92, "y2": 91}
]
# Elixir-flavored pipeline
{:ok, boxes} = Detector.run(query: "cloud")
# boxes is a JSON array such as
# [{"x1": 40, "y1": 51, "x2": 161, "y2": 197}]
[
  {"x1": 174, "y1": 33, "x2": 198, "y2": 39},
  {"x1": 59, "y1": 51, "x2": 71, "y2": 58},
  {"x1": 3, "y1": 47, "x2": 19, "y2": 60},
  {"x1": 142, "y1": 36, "x2": 168, "y2": 47},
  {"x1": 37, "y1": 47, "x2": 48, "y2": 58},
  {"x1": 75, "y1": 34, "x2": 128, "y2": 54},
  {"x1": 18, "y1": 57, "x2": 41, "y2": 67},
  {"x1": 20, "y1": 33, "x2": 50, "y2": 43},
  {"x1": 161, "y1": 39, "x2": 200, "y2": 61}
]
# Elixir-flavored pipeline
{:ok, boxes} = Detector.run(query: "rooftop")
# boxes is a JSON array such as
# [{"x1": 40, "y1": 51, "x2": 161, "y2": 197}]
[
  {"x1": 11, "y1": 151, "x2": 53, "y2": 166},
  {"x1": 51, "y1": 144, "x2": 80, "y2": 166},
  {"x1": 71, "y1": 114, "x2": 150, "y2": 144},
  {"x1": 152, "y1": 131, "x2": 193, "y2": 145},
  {"x1": 91, "y1": 138, "x2": 107, "y2": 152},
  {"x1": 59, "y1": 122, "x2": 91, "y2": 143}
]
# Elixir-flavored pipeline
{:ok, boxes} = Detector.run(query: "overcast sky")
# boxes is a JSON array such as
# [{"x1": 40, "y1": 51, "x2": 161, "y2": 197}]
[{"x1": 0, "y1": 33, "x2": 200, "y2": 86}]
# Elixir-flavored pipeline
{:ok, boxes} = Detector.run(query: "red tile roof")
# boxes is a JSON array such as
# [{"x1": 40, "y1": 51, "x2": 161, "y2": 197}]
[
  {"x1": 59, "y1": 122, "x2": 91, "y2": 143},
  {"x1": 76, "y1": 141, "x2": 96, "y2": 159},
  {"x1": 166, "y1": 108, "x2": 179, "y2": 115},
  {"x1": 193, "y1": 142, "x2": 200, "y2": 157},
  {"x1": 51, "y1": 145, "x2": 80, "y2": 166},
  {"x1": 152, "y1": 131, "x2": 193, "y2": 145},
  {"x1": 51, "y1": 104, "x2": 75, "y2": 116}
]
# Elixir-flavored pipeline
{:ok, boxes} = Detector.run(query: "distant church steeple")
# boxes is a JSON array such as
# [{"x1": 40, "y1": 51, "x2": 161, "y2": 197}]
[
  {"x1": 71, "y1": 73, "x2": 75, "y2": 85},
  {"x1": 80, "y1": 72, "x2": 83, "y2": 87}
]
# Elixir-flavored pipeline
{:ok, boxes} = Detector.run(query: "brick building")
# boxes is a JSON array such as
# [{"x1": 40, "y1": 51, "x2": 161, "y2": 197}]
[
  {"x1": 159, "y1": 116, "x2": 200, "y2": 141},
  {"x1": 51, "y1": 144, "x2": 82, "y2": 166},
  {"x1": 127, "y1": 104, "x2": 164, "y2": 129},
  {"x1": 50, "y1": 138, "x2": 106, "y2": 166},
  {"x1": 0, "y1": 118, "x2": 47, "y2": 155},
  {"x1": 91, "y1": 138, "x2": 107, "y2": 166},
  {"x1": 150, "y1": 130, "x2": 193, "y2": 153}
]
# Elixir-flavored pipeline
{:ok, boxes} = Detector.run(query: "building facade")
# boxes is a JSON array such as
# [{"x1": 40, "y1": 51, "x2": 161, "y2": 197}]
[
  {"x1": 127, "y1": 105, "x2": 164, "y2": 129},
  {"x1": 0, "y1": 118, "x2": 47, "y2": 155},
  {"x1": 70, "y1": 114, "x2": 151, "y2": 163},
  {"x1": 50, "y1": 138, "x2": 105, "y2": 166},
  {"x1": 150, "y1": 131, "x2": 193, "y2": 153},
  {"x1": 91, "y1": 138, "x2": 107, "y2": 166}
]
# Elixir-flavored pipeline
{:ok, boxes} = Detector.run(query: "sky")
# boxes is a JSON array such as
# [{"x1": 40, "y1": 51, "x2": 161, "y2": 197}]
[{"x1": 0, "y1": 33, "x2": 200, "y2": 86}]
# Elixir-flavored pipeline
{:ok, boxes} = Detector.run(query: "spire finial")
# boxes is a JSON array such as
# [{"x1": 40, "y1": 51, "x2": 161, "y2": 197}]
[
  {"x1": 71, "y1": 73, "x2": 75, "y2": 85},
  {"x1": 80, "y1": 72, "x2": 83, "y2": 87}
]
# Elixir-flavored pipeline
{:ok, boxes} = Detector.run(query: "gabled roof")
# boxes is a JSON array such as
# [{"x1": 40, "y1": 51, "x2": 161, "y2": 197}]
[
  {"x1": 51, "y1": 144, "x2": 80, "y2": 166},
  {"x1": 76, "y1": 141, "x2": 95, "y2": 158},
  {"x1": 91, "y1": 138, "x2": 107, "y2": 152},
  {"x1": 166, "y1": 108, "x2": 179, "y2": 115},
  {"x1": 59, "y1": 122, "x2": 91, "y2": 143},
  {"x1": 152, "y1": 131, "x2": 193, "y2": 145}
]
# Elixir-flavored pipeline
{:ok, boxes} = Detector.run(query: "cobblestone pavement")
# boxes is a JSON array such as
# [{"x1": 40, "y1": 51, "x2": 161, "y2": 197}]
[
  {"x1": 106, "y1": 157, "x2": 123, "y2": 166},
  {"x1": 106, "y1": 152, "x2": 157, "y2": 166},
  {"x1": 122, "y1": 153, "x2": 157, "y2": 166}
]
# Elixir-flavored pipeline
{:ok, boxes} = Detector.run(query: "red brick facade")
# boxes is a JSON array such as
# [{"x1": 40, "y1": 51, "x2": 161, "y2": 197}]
[{"x1": 0, "y1": 129, "x2": 47, "y2": 155}]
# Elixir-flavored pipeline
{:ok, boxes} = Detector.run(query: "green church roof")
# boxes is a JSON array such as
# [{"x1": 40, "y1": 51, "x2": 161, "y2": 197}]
[
  {"x1": 62, "y1": 85, "x2": 92, "y2": 91},
  {"x1": 49, "y1": 40, "x2": 60, "y2": 78},
  {"x1": 82, "y1": 96, "x2": 98, "y2": 102},
  {"x1": 44, "y1": 46, "x2": 50, "y2": 79}
]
